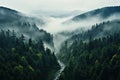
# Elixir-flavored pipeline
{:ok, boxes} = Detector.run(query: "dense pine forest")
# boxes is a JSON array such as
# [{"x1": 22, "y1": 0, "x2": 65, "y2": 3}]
[
  {"x1": 59, "y1": 31, "x2": 120, "y2": 80},
  {"x1": 0, "y1": 30, "x2": 60, "y2": 80},
  {"x1": 0, "y1": 5, "x2": 120, "y2": 80}
]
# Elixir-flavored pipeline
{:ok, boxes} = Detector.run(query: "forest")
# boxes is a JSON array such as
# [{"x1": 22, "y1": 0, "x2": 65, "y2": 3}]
[
  {"x1": 59, "y1": 30, "x2": 120, "y2": 80},
  {"x1": 0, "y1": 5, "x2": 120, "y2": 80},
  {"x1": 0, "y1": 30, "x2": 60, "y2": 80}
]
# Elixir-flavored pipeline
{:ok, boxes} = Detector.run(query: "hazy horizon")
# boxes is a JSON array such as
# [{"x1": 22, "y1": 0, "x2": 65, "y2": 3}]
[{"x1": 0, "y1": 0, "x2": 119, "y2": 14}]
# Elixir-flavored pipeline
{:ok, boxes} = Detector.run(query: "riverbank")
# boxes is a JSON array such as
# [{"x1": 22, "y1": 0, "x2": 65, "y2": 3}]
[{"x1": 53, "y1": 60, "x2": 65, "y2": 80}]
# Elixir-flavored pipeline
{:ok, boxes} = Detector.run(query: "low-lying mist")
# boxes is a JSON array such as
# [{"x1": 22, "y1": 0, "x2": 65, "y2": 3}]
[
  {"x1": 37, "y1": 13, "x2": 120, "y2": 34},
  {"x1": 36, "y1": 13, "x2": 120, "y2": 53}
]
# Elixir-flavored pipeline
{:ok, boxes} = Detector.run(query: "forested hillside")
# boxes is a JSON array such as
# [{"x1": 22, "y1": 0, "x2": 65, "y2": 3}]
[
  {"x1": 0, "y1": 30, "x2": 60, "y2": 80},
  {"x1": 0, "y1": 7, "x2": 54, "y2": 47},
  {"x1": 59, "y1": 31, "x2": 120, "y2": 80},
  {"x1": 65, "y1": 20, "x2": 120, "y2": 46},
  {"x1": 0, "y1": 5, "x2": 120, "y2": 80},
  {"x1": 72, "y1": 6, "x2": 120, "y2": 21}
]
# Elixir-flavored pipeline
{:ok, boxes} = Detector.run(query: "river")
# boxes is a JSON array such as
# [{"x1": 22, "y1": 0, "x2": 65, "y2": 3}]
[{"x1": 53, "y1": 60, "x2": 65, "y2": 80}]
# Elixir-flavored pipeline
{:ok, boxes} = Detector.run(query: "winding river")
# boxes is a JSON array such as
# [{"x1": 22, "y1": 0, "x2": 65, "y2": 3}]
[{"x1": 53, "y1": 60, "x2": 65, "y2": 80}]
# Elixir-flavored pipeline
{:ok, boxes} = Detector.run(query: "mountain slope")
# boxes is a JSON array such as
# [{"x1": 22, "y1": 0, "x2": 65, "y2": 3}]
[
  {"x1": 61, "y1": 6, "x2": 120, "y2": 43},
  {"x1": 59, "y1": 31, "x2": 120, "y2": 80},
  {"x1": 72, "y1": 6, "x2": 120, "y2": 21},
  {"x1": 0, "y1": 7, "x2": 21, "y2": 23},
  {"x1": 56, "y1": 6, "x2": 120, "y2": 80},
  {"x1": 0, "y1": 30, "x2": 60, "y2": 80},
  {"x1": 59, "y1": 20, "x2": 120, "y2": 64},
  {"x1": 0, "y1": 6, "x2": 53, "y2": 46},
  {"x1": 69, "y1": 20, "x2": 120, "y2": 42}
]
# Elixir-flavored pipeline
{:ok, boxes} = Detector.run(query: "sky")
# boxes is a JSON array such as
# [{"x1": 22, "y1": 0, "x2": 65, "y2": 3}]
[{"x1": 0, "y1": 0, "x2": 119, "y2": 13}]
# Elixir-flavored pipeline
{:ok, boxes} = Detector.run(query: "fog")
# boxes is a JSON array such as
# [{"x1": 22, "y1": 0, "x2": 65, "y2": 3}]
[
  {"x1": 38, "y1": 16, "x2": 100, "y2": 34},
  {"x1": 35, "y1": 12, "x2": 120, "y2": 53},
  {"x1": 38, "y1": 13, "x2": 120, "y2": 34},
  {"x1": 37, "y1": 16, "x2": 73, "y2": 34}
]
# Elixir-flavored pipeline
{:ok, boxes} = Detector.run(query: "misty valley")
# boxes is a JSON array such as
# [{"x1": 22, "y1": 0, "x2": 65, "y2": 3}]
[{"x1": 0, "y1": 6, "x2": 120, "y2": 80}]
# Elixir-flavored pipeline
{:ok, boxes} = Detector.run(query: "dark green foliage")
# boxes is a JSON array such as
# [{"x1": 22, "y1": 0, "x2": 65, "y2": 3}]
[
  {"x1": 0, "y1": 30, "x2": 60, "y2": 80},
  {"x1": 66, "y1": 20, "x2": 120, "y2": 45},
  {"x1": 59, "y1": 32, "x2": 120, "y2": 80},
  {"x1": 0, "y1": 6, "x2": 53, "y2": 46},
  {"x1": 73, "y1": 6, "x2": 120, "y2": 21}
]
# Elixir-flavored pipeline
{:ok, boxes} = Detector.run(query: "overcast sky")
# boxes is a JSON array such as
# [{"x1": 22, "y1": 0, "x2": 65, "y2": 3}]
[{"x1": 0, "y1": 0, "x2": 119, "y2": 13}]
